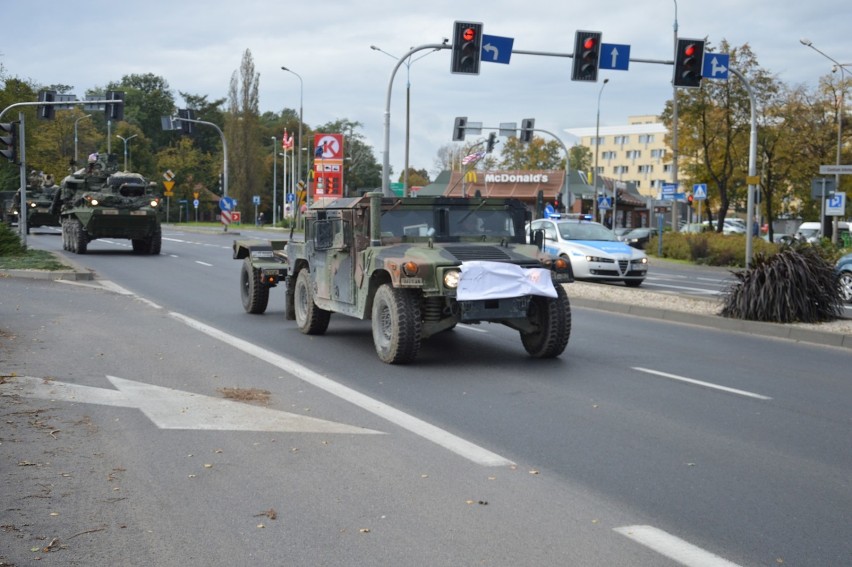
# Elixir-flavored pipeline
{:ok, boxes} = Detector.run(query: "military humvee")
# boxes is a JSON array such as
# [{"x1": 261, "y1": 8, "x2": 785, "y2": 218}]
[
  {"x1": 233, "y1": 192, "x2": 574, "y2": 364},
  {"x1": 51, "y1": 153, "x2": 162, "y2": 254}
]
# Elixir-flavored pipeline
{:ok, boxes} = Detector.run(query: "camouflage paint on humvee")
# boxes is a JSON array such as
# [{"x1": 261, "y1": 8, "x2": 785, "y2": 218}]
[
  {"x1": 10, "y1": 171, "x2": 61, "y2": 234},
  {"x1": 234, "y1": 192, "x2": 574, "y2": 364},
  {"x1": 52, "y1": 153, "x2": 162, "y2": 254}
]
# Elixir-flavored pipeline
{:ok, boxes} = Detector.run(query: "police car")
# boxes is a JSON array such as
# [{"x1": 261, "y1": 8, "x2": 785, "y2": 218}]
[{"x1": 528, "y1": 214, "x2": 648, "y2": 287}]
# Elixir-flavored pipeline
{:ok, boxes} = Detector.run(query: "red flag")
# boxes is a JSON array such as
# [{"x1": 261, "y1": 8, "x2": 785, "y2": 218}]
[{"x1": 282, "y1": 129, "x2": 294, "y2": 150}]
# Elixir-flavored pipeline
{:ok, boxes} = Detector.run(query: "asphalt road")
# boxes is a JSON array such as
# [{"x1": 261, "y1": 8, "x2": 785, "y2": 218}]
[{"x1": 1, "y1": 224, "x2": 850, "y2": 566}]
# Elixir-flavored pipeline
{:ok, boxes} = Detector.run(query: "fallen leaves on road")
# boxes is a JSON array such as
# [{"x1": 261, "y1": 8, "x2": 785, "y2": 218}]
[{"x1": 217, "y1": 387, "x2": 270, "y2": 405}]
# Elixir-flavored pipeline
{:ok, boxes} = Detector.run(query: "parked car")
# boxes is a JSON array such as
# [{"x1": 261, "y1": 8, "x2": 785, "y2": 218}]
[
  {"x1": 836, "y1": 253, "x2": 852, "y2": 303},
  {"x1": 620, "y1": 227, "x2": 659, "y2": 250},
  {"x1": 794, "y1": 221, "x2": 850, "y2": 244},
  {"x1": 528, "y1": 215, "x2": 648, "y2": 286}
]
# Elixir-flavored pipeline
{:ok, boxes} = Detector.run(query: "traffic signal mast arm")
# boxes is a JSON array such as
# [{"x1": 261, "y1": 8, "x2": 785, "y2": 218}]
[{"x1": 0, "y1": 97, "x2": 125, "y2": 121}]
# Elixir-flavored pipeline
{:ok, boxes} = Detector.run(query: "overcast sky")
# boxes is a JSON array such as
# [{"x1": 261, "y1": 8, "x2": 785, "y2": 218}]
[{"x1": 3, "y1": 1, "x2": 849, "y2": 178}]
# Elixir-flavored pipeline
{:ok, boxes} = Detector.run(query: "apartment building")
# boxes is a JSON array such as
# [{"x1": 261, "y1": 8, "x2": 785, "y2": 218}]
[{"x1": 564, "y1": 115, "x2": 673, "y2": 199}]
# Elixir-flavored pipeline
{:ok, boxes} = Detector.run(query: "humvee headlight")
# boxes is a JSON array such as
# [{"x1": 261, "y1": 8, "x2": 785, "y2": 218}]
[
  {"x1": 402, "y1": 261, "x2": 418, "y2": 277},
  {"x1": 150, "y1": 199, "x2": 160, "y2": 208},
  {"x1": 87, "y1": 196, "x2": 100, "y2": 206},
  {"x1": 29, "y1": 202, "x2": 36, "y2": 208},
  {"x1": 443, "y1": 269, "x2": 460, "y2": 289}
]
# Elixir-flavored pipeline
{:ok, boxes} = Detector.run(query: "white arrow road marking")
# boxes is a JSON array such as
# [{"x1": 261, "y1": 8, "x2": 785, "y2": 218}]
[
  {"x1": 6, "y1": 375, "x2": 382, "y2": 435},
  {"x1": 170, "y1": 312, "x2": 516, "y2": 467},
  {"x1": 614, "y1": 525, "x2": 743, "y2": 567}
]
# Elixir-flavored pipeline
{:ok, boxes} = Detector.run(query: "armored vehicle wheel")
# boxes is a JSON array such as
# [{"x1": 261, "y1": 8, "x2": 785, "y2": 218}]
[
  {"x1": 520, "y1": 284, "x2": 571, "y2": 358},
  {"x1": 131, "y1": 239, "x2": 146, "y2": 253},
  {"x1": 241, "y1": 258, "x2": 269, "y2": 314},
  {"x1": 61, "y1": 220, "x2": 69, "y2": 250},
  {"x1": 70, "y1": 219, "x2": 87, "y2": 254},
  {"x1": 150, "y1": 226, "x2": 162, "y2": 255},
  {"x1": 294, "y1": 268, "x2": 330, "y2": 335},
  {"x1": 371, "y1": 283, "x2": 422, "y2": 364}
]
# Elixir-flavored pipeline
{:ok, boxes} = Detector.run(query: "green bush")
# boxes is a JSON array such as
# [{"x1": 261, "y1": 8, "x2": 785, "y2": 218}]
[
  {"x1": 720, "y1": 246, "x2": 843, "y2": 323},
  {"x1": 0, "y1": 222, "x2": 25, "y2": 256},
  {"x1": 648, "y1": 232, "x2": 780, "y2": 267}
]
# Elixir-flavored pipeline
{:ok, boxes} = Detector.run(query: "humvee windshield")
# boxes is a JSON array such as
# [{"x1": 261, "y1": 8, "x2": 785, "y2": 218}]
[{"x1": 380, "y1": 208, "x2": 518, "y2": 239}]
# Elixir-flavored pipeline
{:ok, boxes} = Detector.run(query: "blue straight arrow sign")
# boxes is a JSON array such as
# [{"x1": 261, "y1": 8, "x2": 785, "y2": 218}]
[
  {"x1": 481, "y1": 34, "x2": 514, "y2": 64},
  {"x1": 599, "y1": 43, "x2": 630, "y2": 70}
]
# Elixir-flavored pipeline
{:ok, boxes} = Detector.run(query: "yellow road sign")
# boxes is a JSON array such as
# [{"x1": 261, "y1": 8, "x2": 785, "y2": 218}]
[
  {"x1": 746, "y1": 175, "x2": 760, "y2": 185},
  {"x1": 163, "y1": 180, "x2": 175, "y2": 191}
]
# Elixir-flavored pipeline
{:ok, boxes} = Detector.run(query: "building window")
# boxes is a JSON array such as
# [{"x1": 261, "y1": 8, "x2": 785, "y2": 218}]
[
  {"x1": 613, "y1": 165, "x2": 629, "y2": 174},
  {"x1": 614, "y1": 135, "x2": 629, "y2": 145},
  {"x1": 638, "y1": 165, "x2": 653, "y2": 173},
  {"x1": 651, "y1": 149, "x2": 666, "y2": 159},
  {"x1": 592, "y1": 136, "x2": 605, "y2": 146},
  {"x1": 626, "y1": 150, "x2": 642, "y2": 159},
  {"x1": 601, "y1": 151, "x2": 616, "y2": 160},
  {"x1": 663, "y1": 164, "x2": 673, "y2": 173},
  {"x1": 639, "y1": 134, "x2": 655, "y2": 144}
]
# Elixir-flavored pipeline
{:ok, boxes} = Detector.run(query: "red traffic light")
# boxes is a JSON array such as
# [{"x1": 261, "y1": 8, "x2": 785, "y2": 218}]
[
  {"x1": 684, "y1": 44, "x2": 696, "y2": 57},
  {"x1": 463, "y1": 27, "x2": 476, "y2": 41},
  {"x1": 584, "y1": 37, "x2": 596, "y2": 50}
]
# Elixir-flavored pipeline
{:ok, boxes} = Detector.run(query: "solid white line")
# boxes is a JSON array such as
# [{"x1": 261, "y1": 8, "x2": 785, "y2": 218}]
[
  {"x1": 195, "y1": 261, "x2": 213, "y2": 267},
  {"x1": 614, "y1": 525, "x2": 743, "y2": 567},
  {"x1": 632, "y1": 367, "x2": 772, "y2": 400},
  {"x1": 168, "y1": 311, "x2": 515, "y2": 467}
]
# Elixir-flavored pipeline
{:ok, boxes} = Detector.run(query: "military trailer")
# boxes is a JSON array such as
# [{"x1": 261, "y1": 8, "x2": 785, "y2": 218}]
[
  {"x1": 233, "y1": 192, "x2": 574, "y2": 364},
  {"x1": 51, "y1": 153, "x2": 162, "y2": 254}
]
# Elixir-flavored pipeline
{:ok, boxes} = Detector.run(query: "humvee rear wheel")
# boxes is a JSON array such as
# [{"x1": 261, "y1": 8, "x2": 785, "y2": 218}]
[
  {"x1": 131, "y1": 239, "x2": 146, "y2": 253},
  {"x1": 520, "y1": 284, "x2": 571, "y2": 358},
  {"x1": 294, "y1": 268, "x2": 330, "y2": 335},
  {"x1": 241, "y1": 258, "x2": 269, "y2": 314},
  {"x1": 371, "y1": 284, "x2": 422, "y2": 364}
]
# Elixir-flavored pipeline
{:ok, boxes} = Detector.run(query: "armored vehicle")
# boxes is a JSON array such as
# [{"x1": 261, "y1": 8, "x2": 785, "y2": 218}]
[
  {"x1": 233, "y1": 192, "x2": 574, "y2": 364},
  {"x1": 51, "y1": 153, "x2": 162, "y2": 254},
  {"x1": 10, "y1": 171, "x2": 61, "y2": 234}
]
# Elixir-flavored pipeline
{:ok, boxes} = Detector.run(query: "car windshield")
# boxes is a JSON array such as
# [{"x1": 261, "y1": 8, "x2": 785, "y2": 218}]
[
  {"x1": 558, "y1": 222, "x2": 617, "y2": 241},
  {"x1": 448, "y1": 209, "x2": 516, "y2": 237}
]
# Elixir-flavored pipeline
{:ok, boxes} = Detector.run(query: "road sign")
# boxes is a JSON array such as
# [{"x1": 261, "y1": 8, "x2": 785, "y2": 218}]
[
  {"x1": 231, "y1": 211, "x2": 241, "y2": 223},
  {"x1": 163, "y1": 169, "x2": 175, "y2": 181},
  {"x1": 820, "y1": 164, "x2": 852, "y2": 174},
  {"x1": 826, "y1": 192, "x2": 846, "y2": 216},
  {"x1": 219, "y1": 196, "x2": 235, "y2": 211},
  {"x1": 221, "y1": 210, "x2": 232, "y2": 225},
  {"x1": 702, "y1": 53, "x2": 729, "y2": 79},
  {"x1": 252, "y1": 195, "x2": 261, "y2": 205},
  {"x1": 811, "y1": 177, "x2": 836, "y2": 199},
  {"x1": 661, "y1": 183, "x2": 677, "y2": 195},
  {"x1": 597, "y1": 196, "x2": 612, "y2": 210},
  {"x1": 692, "y1": 183, "x2": 707, "y2": 200},
  {"x1": 481, "y1": 34, "x2": 513, "y2": 64},
  {"x1": 599, "y1": 43, "x2": 630, "y2": 70},
  {"x1": 193, "y1": 199, "x2": 199, "y2": 208}
]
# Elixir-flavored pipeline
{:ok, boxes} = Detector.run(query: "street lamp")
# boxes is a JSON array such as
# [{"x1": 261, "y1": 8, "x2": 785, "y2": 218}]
[
  {"x1": 74, "y1": 113, "x2": 92, "y2": 166},
  {"x1": 371, "y1": 45, "x2": 438, "y2": 196},
  {"x1": 115, "y1": 134, "x2": 138, "y2": 171},
  {"x1": 671, "y1": 0, "x2": 680, "y2": 232},
  {"x1": 593, "y1": 78, "x2": 610, "y2": 223},
  {"x1": 800, "y1": 38, "x2": 849, "y2": 243},
  {"x1": 271, "y1": 136, "x2": 278, "y2": 226},
  {"x1": 281, "y1": 66, "x2": 304, "y2": 202}
]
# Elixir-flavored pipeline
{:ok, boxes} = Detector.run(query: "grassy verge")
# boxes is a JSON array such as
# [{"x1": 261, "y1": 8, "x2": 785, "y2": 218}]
[{"x1": 0, "y1": 223, "x2": 73, "y2": 271}]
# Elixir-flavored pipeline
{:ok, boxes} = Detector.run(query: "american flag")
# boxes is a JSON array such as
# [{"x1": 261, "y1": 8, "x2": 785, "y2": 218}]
[
  {"x1": 281, "y1": 129, "x2": 294, "y2": 150},
  {"x1": 462, "y1": 151, "x2": 484, "y2": 165}
]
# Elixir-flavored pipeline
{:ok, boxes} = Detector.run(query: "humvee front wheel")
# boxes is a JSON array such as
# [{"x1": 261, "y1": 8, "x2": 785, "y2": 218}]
[
  {"x1": 294, "y1": 268, "x2": 330, "y2": 334},
  {"x1": 69, "y1": 219, "x2": 87, "y2": 254},
  {"x1": 371, "y1": 284, "x2": 422, "y2": 364},
  {"x1": 241, "y1": 258, "x2": 269, "y2": 314},
  {"x1": 520, "y1": 284, "x2": 571, "y2": 358}
]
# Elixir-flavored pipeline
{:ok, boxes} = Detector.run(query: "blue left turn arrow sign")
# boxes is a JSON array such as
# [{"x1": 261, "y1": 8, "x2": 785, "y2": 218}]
[{"x1": 481, "y1": 34, "x2": 514, "y2": 64}]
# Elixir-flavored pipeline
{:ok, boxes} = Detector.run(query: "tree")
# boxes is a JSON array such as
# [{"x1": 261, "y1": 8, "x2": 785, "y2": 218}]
[
  {"x1": 107, "y1": 73, "x2": 177, "y2": 149},
  {"x1": 498, "y1": 136, "x2": 564, "y2": 170},
  {"x1": 226, "y1": 49, "x2": 263, "y2": 209}
]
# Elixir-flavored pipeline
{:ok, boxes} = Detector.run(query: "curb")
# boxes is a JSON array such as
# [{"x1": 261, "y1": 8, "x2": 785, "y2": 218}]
[
  {"x1": 0, "y1": 251, "x2": 94, "y2": 281},
  {"x1": 570, "y1": 297, "x2": 852, "y2": 350}
]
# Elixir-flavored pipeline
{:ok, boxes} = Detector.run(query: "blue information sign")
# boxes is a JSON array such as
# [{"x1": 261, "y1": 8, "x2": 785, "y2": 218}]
[
  {"x1": 702, "y1": 53, "x2": 729, "y2": 80},
  {"x1": 481, "y1": 34, "x2": 514, "y2": 64},
  {"x1": 599, "y1": 43, "x2": 630, "y2": 70}
]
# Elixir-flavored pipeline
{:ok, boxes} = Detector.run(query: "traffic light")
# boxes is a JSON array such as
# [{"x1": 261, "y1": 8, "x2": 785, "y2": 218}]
[
  {"x1": 571, "y1": 30, "x2": 602, "y2": 82},
  {"x1": 451, "y1": 21, "x2": 483, "y2": 75},
  {"x1": 105, "y1": 90, "x2": 125, "y2": 121},
  {"x1": 520, "y1": 118, "x2": 535, "y2": 143},
  {"x1": 0, "y1": 122, "x2": 19, "y2": 164},
  {"x1": 485, "y1": 132, "x2": 497, "y2": 153},
  {"x1": 37, "y1": 90, "x2": 56, "y2": 120},
  {"x1": 452, "y1": 116, "x2": 467, "y2": 141},
  {"x1": 178, "y1": 108, "x2": 195, "y2": 135},
  {"x1": 673, "y1": 39, "x2": 705, "y2": 88}
]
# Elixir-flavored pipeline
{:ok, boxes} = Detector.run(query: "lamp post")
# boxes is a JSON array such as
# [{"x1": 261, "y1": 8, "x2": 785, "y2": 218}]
[
  {"x1": 593, "y1": 78, "x2": 609, "y2": 223},
  {"x1": 74, "y1": 113, "x2": 92, "y2": 166},
  {"x1": 371, "y1": 45, "x2": 437, "y2": 197},
  {"x1": 115, "y1": 134, "x2": 137, "y2": 171},
  {"x1": 800, "y1": 38, "x2": 849, "y2": 244},
  {"x1": 281, "y1": 67, "x2": 304, "y2": 203},
  {"x1": 279, "y1": 151, "x2": 288, "y2": 220}
]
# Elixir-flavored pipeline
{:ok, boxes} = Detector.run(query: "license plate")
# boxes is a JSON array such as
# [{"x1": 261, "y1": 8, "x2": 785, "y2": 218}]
[
  {"x1": 400, "y1": 277, "x2": 423, "y2": 286},
  {"x1": 130, "y1": 211, "x2": 148, "y2": 216},
  {"x1": 101, "y1": 209, "x2": 119, "y2": 215}
]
